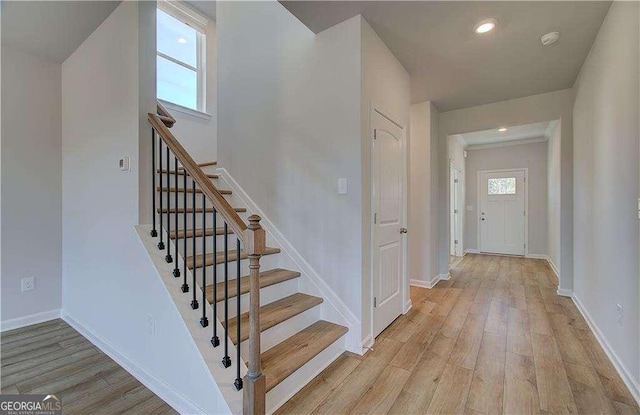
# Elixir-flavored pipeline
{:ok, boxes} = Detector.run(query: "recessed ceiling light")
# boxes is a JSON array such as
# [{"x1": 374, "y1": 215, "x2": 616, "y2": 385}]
[
  {"x1": 474, "y1": 18, "x2": 497, "y2": 34},
  {"x1": 498, "y1": 127, "x2": 507, "y2": 132},
  {"x1": 178, "y1": 38, "x2": 187, "y2": 44}
]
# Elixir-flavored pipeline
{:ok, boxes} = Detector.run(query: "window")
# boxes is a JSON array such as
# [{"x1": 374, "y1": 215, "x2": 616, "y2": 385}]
[
  {"x1": 488, "y1": 177, "x2": 516, "y2": 195},
  {"x1": 157, "y1": 1, "x2": 206, "y2": 112}
]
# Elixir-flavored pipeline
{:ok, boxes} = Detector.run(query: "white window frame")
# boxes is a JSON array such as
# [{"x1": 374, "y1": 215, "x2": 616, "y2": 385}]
[{"x1": 157, "y1": 0, "x2": 208, "y2": 113}]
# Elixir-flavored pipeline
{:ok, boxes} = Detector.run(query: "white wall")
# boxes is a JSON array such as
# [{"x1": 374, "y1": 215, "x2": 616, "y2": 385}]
[
  {"x1": 547, "y1": 120, "x2": 561, "y2": 274},
  {"x1": 573, "y1": 0, "x2": 639, "y2": 390},
  {"x1": 166, "y1": 18, "x2": 217, "y2": 163},
  {"x1": 465, "y1": 141, "x2": 548, "y2": 256},
  {"x1": 61, "y1": 3, "x2": 229, "y2": 413},
  {"x1": 217, "y1": 1, "x2": 364, "y2": 334},
  {"x1": 438, "y1": 89, "x2": 574, "y2": 290},
  {"x1": 1, "y1": 47, "x2": 62, "y2": 324},
  {"x1": 360, "y1": 17, "x2": 411, "y2": 341},
  {"x1": 409, "y1": 102, "x2": 439, "y2": 284}
]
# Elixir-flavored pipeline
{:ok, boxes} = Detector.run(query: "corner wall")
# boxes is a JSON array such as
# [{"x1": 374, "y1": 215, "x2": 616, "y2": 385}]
[
  {"x1": 217, "y1": 1, "x2": 364, "y2": 336},
  {"x1": 61, "y1": 3, "x2": 228, "y2": 412},
  {"x1": 1, "y1": 47, "x2": 62, "y2": 325},
  {"x1": 572, "y1": 0, "x2": 639, "y2": 391},
  {"x1": 547, "y1": 120, "x2": 561, "y2": 274}
]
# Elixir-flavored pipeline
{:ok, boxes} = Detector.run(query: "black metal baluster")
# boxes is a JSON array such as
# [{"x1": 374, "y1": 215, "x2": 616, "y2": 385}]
[
  {"x1": 181, "y1": 168, "x2": 189, "y2": 293},
  {"x1": 222, "y1": 222, "x2": 231, "y2": 368},
  {"x1": 150, "y1": 129, "x2": 158, "y2": 238},
  {"x1": 234, "y1": 237, "x2": 243, "y2": 390},
  {"x1": 211, "y1": 208, "x2": 220, "y2": 347},
  {"x1": 165, "y1": 148, "x2": 172, "y2": 263},
  {"x1": 158, "y1": 140, "x2": 165, "y2": 250},
  {"x1": 200, "y1": 193, "x2": 209, "y2": 327},
  {"x1": 191, "y1": 178, "x2": 199, "y2": 310},
  {"x1": 173, "y1": 157, "x2": 180, "y2": 277}
]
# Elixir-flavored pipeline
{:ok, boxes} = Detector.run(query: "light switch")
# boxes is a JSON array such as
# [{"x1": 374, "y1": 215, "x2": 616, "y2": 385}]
[
  {"x1": 119, "y1": 156, "x2": 130, "y2": 172},
  {"x1": 338, "y1": 178, "x2": 348, "y2": 194}
]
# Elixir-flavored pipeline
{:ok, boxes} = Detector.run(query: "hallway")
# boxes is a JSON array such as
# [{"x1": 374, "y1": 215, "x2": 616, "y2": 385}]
[{"x1": 277, "y1": 255, "x2": 639, "y2": 414}]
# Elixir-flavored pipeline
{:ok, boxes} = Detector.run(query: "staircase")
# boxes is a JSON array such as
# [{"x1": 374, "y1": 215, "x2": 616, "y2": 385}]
[{"x1": 148, "y1": 102, "x2": 348, "y2": 414}]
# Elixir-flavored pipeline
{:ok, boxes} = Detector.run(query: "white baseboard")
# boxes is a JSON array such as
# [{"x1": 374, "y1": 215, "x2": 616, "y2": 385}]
[
  {"x1": 61, "y1": 311, "x2": 208, "y2": 415},
  {"x1": 217, "y1": 168, "x2": 361, "y2": 354},
  {"x1": 404, "y1": 299, "x2": 413, "y2": 314},
  {"x1": 1, "y1": 309, "x2": 61, "y2": 332},
  {"x1": 525, "y1": 253, "x2": 548, "y2": 260},
  {"x1": 410, "y1": 273, "x2": 449, "y2": 290},
  {"x1": 464, "y1": 249, "x2": 480, "y2": 254},
  {"x1": 556, "y1": 288, "x2": 573, "y2": 297},
  {"x1": 547, "y1": 258, "x2": 560, "y2": 279},
  {"x1": 570, "y1": 295, "x2": 640, "y2": 406}
]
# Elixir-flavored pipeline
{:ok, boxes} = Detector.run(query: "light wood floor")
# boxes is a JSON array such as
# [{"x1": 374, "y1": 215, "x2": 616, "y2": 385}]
[
  {"x1": 0, "y1": 319, "x2": 177, "y2": 415},
  {"x1": 277, "y1": 254, "x2": 640, "y2": 415}
]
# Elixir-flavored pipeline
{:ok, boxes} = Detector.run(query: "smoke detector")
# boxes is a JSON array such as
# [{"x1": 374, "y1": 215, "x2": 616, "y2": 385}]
[{"x1": 541, "y1": 31, "x2": 560, "y2": 46}]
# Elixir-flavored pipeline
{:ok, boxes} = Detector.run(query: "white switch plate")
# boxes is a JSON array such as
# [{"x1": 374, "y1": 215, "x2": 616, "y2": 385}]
[
  {"x1": 119, "y1": 156, "x2": 130, "y2": 172},
  {"x1": 21, "y1": 277, "x2": 35, "y2": 292},
  {"x1": 338, "y1": 178, "x2": 348, "y2": 194},
  {"x1": 616, "y1": 304, "x2": 623, "y2": 326}
]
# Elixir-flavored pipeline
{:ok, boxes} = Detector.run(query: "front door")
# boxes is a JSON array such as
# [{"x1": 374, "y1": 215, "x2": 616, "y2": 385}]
[
  {"x1": 372, "y1": 110, "x2": 405, "y2": 338},
  {"x1": 479, "y1": 170, "x2": 526, "y2": 255}
]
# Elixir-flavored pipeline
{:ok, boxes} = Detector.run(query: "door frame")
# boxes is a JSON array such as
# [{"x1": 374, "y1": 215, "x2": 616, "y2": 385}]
[
  {"x1": 476, "y1": 168, "x2": 529, "y2": 256},
  {"x1": 449, "y1": 161, "x2": 464, "y2": 257},
  {"x1": 369, "y1": 104, "x2": 409, "y2": 341}
]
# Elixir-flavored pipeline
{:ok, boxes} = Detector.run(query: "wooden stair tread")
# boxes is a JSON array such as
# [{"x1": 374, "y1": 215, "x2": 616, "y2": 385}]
[
  {"x1": 157, "y1": 169, "x2": 218, "y2": 179},
  {"x1": 224, "y1": 293, "x2": 322, "y2": 344},
  {"x1": 262, "y1": 321, "x2": 348, "y2": 392},
  {"x1": 158, "y1": 206, "x2": 247, "y2": 214},
  {"x1": 169, "y1": 227, "x2": 233, "y2": 239},
  {"x1": 177, "y1": 161, "x2": 216, "y2": 171},
  {"x1": 186, "y1": 247, "x2": 280, "y2": 269},
  {"x1": 206, "y1": 268, "x2": 301, "y2": 303},
  {"x1": 157, "y1": 186, "x2": 231, "y2": 195}
]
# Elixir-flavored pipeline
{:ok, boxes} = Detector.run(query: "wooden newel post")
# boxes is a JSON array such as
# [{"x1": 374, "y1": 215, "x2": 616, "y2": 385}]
[{"x1": 243, "y1": 215, "x2": 266, "y2": 415}]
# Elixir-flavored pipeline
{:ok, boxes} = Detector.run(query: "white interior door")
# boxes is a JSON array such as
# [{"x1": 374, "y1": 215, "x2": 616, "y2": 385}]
[
  {"x1": 479, "y1": 170, "x2": 526, "y2": 255},
  {"x1": 372, "y1": 110, "x2": 404, "y2": 338}
]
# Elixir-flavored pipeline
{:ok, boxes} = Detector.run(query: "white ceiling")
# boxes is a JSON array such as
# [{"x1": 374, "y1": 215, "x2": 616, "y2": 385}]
[
  {"x1": 186, "y1": 0, "x2": 216, "y2": 21},
  {"x1": 454, "y1": 121, "x2": 554, "y2": 148},
  {"x1": 1, "y1": 1, "x2": 121, "y2": 63},
  {"x1": 280, "y1": 1, "x2": 611, "y2": 111}
]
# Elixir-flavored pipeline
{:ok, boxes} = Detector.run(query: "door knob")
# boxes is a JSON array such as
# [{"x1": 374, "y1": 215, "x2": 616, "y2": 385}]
[{"x1": 400, "y1": 227, "x2": 408, "y2": 234}]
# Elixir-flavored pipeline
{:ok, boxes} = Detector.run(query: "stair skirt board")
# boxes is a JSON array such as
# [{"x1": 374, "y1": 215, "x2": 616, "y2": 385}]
[{"x1": 266, "y1": 336, "x2": 345, "y2": 414}]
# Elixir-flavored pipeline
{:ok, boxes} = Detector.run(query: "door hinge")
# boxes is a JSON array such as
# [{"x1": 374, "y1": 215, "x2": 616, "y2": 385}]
[
  {"x1": 524, "y1": 210, "x2": 526, "y2": 216},
  {"x1": 454, "y1": 240, "x2": 458, "y2": 244},
  {"x1": 454, "y1": 178, "x2": 459, "y2": 183},
  {"x1": 454, "y1": 209, "x2": 458, "y2": 214},
  {"x1": 373, "y1": 130, "x2": 377, "y2": 140},
  {"x1": 374, "y1": 213, "x2": 377, "y2": 224},
  {"x1": 374, "y1": 297, "x2": 377, "y2": 308}
]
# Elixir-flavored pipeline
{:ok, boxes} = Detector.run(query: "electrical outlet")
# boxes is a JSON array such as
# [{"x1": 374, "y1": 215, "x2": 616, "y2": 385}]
[
  {"x1": 21, "y1": 277, "x2": 35, "y2": 292},
  {"x1": 616, "y1": 304, "x2": 623, "y2": 327},
  {"x1": 147, "y1": 314, "x2": 156, "y2": 335}
]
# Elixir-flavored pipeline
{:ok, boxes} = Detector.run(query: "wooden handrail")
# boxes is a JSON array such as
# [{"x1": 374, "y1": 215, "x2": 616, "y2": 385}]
[
  {"x1": 148, "y1": 113, "x2": 249, "y2": 242},
  {"x1": 156, "y1": 101, "x2": 176, "y2": 127}
]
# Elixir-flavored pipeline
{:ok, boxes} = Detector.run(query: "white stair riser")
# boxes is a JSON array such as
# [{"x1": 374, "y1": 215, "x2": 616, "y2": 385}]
[
  {"x1": 173, "y1": 255, "x2": 280, "y2": 282},
  {"x1": 265, "y1": 335, "x2": 346, "y2": 414},
  {"x1": 213, "y1": 278, "x2": 299, "y2": 317}
]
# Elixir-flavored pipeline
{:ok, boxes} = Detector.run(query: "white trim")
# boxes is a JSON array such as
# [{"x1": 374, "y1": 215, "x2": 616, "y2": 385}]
[
  {"x1": 1, "y1": 309, "x2": 61, "y2": 332},
  {"x1": 477, "y1": 168, "x2": 529, "y2": 256},
  {"x1": 465, "y1": 248, "x2": 480, "y2": 254},
  {"x1": 216, "y1": 168, "x2": 361, "y2": 354},
  {"x1": 466, "y1": 136, "x2": 548, "y2": 151},
  {"x1": 525, "y1": 253, "x2": 548, "y2": 260},
  {"x1": 61, "y1": 311, "x2": 207, "y2": 415},
  {"x1": 571, "y1": 295, "x2": 640, "y2": 406},
  {"x1": 410, "y1": 272, "x2": 450, "y2": 290},
  {"x1": 547, "y1": 258, "x2": 560, "y2": 279},
  {"x1": 556, "y1": 288, "x2": 573, "y2": 297},
  {"x1": 159, "y1": 99, "x2": 211, "y2": 120},
  {"x1": 404, "y1": 299, "x2": 413, "y2": 314}
]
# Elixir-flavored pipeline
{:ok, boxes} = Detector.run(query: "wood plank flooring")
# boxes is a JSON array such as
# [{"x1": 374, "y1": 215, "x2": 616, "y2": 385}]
[
  {"x1": 0, "y1": 319, "x2": 176, "y2": 415},
  {"x1": 277, "y1": 254, "x2": 640, "y2": 415}
]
